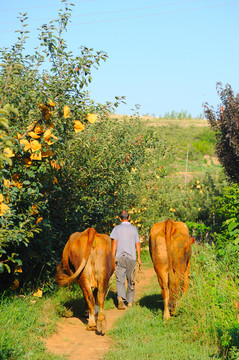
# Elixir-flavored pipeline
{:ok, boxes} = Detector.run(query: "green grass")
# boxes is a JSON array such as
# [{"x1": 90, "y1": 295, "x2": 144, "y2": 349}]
[
  {"x1": 140, "y1": 248, "x2": 152, "y2": 267},
  {"x1": 104, "y1": 287, "x2": 217, "y2": 359},
  {"x1": 105, "y1": 307, "x2": 215, "y2": 359},
  {"x1": 0, "y1": 295, "x2": 59, "y2": 359},
  {"x1": 0, "y1": 286, "x2": 86, "y2": 360}
]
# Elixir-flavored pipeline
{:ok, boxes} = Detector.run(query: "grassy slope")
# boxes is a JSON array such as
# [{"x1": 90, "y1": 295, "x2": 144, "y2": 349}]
[
  {"x1": 116, "y1": 116, "x2": 221, "y2": 186},
  {"x1": 144, "y1": 117, "x2": 219, "y2": 174}
]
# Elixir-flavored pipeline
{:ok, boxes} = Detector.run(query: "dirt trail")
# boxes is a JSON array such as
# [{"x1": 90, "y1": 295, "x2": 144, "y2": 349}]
[{"x1": 45, "y1": 266, "x2": 155, "y2": 360}]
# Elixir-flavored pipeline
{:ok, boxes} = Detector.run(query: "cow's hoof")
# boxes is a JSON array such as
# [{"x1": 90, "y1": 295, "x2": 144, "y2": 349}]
[
  {"x1": 163, "y1": 311, "x2": 171, "y2": 320},
  {"x1": 96, "y1": 318, "x2": 106, "y2": 335},
  {"x1": 86, "y1": 324, "x2": 96, "y2": 331}
]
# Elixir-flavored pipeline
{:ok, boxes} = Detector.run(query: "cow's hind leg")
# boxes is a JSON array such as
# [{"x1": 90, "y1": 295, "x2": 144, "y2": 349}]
[
  {"x1": 81, "y1": 284, "x2": 96, "y2": 331},
  {"x1": 168, "y1": 269, "x2": 177, "y2": 314},
  {"x1": 83, "y1": 300, "x2": 89, "y2": 318},
  {"x1": 169, "y1": 269, "x2": 183, "y2": 315},
  {"x1": 169, "y1": 260, "x2": 191, "y2": 315},
  {"x1": 162, "y1": 280, "x2": 170, "y2": 320},
  {"x1": 96, "y1": 287, "x2": 107, "y2": 335},
  {"x1": 156, "y1": 270, "x2": 170, "y2": 320},
  {"x1": 93, "y1": 288, "x2": 99, "y2": 320},
  {"x1": 182, "y1": 259, "x2": 191, "y2": 294}
]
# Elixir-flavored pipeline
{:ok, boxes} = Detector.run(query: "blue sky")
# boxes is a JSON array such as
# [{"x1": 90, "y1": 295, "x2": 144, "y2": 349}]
[{"x1": 0, "y1": 0, "x2": 239, "y2": 117}]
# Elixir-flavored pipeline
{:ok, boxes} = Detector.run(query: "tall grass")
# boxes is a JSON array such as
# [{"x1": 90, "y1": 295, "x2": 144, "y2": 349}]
[
  {"x1": 104, "y1": 244, "x2": 239, "y2": 360},
  {"x1": 177, "y1": 244, "x2": 239, "y2": 359}
]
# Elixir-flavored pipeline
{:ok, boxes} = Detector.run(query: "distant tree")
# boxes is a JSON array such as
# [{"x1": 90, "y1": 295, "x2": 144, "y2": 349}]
[{"x1": 204, "y1": 82, "x2": 239, "y2": 183}]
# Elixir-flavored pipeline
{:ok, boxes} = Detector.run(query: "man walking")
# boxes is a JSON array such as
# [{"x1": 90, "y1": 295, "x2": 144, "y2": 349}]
[{"x1": 110, "y1": 210, "x2": 141, "y2": 310}]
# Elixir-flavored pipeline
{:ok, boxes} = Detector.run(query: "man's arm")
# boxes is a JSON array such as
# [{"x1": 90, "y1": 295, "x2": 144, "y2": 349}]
[{"x1": 136, "y1": 241, "x2": 141, "y2": 265}]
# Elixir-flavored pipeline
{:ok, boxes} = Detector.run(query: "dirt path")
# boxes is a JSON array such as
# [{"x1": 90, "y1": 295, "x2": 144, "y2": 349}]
[{"x1": 45, "y1": 266, "x2": 155, "y2": 360}]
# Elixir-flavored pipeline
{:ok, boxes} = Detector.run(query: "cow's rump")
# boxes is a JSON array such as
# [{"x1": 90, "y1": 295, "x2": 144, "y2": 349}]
[
  {"x1": 55, "y1": 227, "x2": 115, "y2": 334},
  {"x1": 149, "y1": 219, "x2": 195, "y2": 320}
]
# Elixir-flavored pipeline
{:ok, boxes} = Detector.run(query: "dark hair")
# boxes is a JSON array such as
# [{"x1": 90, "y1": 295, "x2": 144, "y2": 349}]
[{"x1": 119, "y1": 210, "x2": 129, "y2": 220}]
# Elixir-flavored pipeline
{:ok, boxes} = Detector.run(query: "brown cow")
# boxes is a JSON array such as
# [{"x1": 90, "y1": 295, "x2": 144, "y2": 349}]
[
  {"x1": 149, "y1": 219, "x2": 195, "y2": 320},
  {"x1": 55, "y1": 227, "x2": 115, "y2": 334}
]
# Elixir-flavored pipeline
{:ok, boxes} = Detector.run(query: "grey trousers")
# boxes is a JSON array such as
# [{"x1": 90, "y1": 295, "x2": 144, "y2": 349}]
[{"x1": 116, "y1": 255, "x2": 136, "y2": 303}]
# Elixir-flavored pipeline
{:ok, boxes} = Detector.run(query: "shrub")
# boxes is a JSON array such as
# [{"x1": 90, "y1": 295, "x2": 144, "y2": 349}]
[{"x1": 211, "y1": 183, "x2": 239, "y2": 281}]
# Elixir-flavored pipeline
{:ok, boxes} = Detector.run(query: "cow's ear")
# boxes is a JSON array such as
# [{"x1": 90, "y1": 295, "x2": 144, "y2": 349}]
[{"x1": 189, "y1": 237, "x2": 196, "y2": 244}]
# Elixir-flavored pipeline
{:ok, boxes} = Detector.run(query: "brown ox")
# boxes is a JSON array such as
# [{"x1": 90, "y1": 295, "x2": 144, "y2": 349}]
[
  {"x1": 55, "y1": 227, "x2": 114, "y2": 334},
  {"x1": 149, "y1": 219, "x2": 195, "y2": 320}
]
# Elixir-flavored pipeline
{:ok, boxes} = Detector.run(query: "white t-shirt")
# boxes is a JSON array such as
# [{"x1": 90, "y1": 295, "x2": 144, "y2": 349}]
[{"x1": 110, "y1": 221, "x2": 140, "y2": 260}]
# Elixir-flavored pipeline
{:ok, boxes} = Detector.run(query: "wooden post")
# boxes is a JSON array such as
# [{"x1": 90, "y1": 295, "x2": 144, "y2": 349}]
[{"x1": 185, "y1": 145, "x2": 189, "y2": 186}]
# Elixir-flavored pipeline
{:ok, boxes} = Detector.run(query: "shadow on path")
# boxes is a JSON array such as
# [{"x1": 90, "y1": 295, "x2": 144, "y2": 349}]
[
  {"x1": 62, "y1": 289, "x2": 118, "y2": 326},
  {"x1": 63, "y1": 297, "x2": 87, "y2": 322},
  {"x1": 138, "y1": 293, "x2": 164, "y2": 315}
]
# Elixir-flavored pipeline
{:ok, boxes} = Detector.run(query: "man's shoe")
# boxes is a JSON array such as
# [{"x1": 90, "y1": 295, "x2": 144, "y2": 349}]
[
  {"x1": 127, "y1": 302, "x2": 133, "y2": 308},
  {"x1": 118, "y1": 298, "x2": 125, "y2": 310}
]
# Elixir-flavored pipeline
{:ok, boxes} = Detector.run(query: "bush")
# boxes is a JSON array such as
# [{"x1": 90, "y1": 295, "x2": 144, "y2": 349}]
[{"x1": 211, "y1": 183, "x2": 239, "y2": 281}]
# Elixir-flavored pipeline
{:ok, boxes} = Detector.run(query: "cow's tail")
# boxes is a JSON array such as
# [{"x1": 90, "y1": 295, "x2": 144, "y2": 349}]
[
  {"x1": 165, "y1": 218, "x2": 175, "y2": 281},
  {"x1": 55, "y1": 227, "x2": 96, "y2": 287},
  {"x1": 165, "y1": 219, "x2": 173, "y2": 266},
  {"x1": 165, "y1": 219, "x2": 177, "y2": 309}
]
